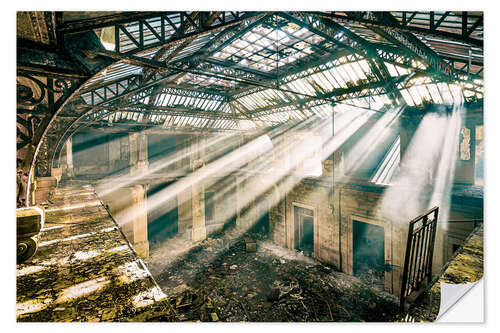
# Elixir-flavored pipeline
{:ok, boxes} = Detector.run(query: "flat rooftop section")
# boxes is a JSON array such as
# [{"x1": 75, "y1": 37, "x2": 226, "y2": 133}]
[{"x1": 16, "y1": 182, "x2": 177, "y2": 322}]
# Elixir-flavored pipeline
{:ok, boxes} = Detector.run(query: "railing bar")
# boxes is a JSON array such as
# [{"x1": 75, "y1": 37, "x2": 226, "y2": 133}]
[
  {"x1": 424, "y1": 222, "x2": 434, "y2": 280},
  {"x1": 427, "y1": 212, "x2": 438, "y2": 282},
  {"x1": 425, "y1": 219, "x2": 435, "y2": 276},
  {"x1": 419, "y1": 221, "x2": 431, "y2": 282},
  {"x1": 423, "y1": 221, "x2": 432, "y2": 281},
  {"x1": 407, "y1": 228, "x2": 419, "y2": 294},
  {"x1": 399, "y1": 221, "x2": 415, "y2": 309},
  {"x1": 412, "y1": 228, "x2": 423, "y2": 290},
  {"x1": 408, "y1": 206, "x2": 439, "y2": 224},
  {"x1": 415, "y1": 216, "x2": 427, "y2": 283}
]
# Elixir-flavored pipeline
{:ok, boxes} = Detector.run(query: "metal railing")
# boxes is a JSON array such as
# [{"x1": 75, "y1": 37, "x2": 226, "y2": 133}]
[{"x1": 400, "y1": 206, "x2": 439, "y2": 310}]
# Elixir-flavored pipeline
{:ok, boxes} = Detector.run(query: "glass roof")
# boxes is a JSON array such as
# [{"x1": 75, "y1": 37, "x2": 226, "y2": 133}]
[
  {"x1": 72, "y1": 11, "x2": 483, "y2": 132},
  {"x1": 233, "y1": 56, "x2": 382, "y2": 114},
  {"x1": 155, "y1": 88, "x2": 227, "y2": 112},
  {"x1": 211, "y1": 15, "x2": 331, "y2": 73},
  {"x1": 175, "y1": 72, "x2": 238, "y2": 92},
  {"x1": 396, "y1": 76, "x2": 483, "y2": 106}
]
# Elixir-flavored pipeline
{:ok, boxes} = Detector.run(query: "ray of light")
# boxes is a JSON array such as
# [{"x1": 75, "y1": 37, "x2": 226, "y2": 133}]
[
  {"x1": 95, "y1": 131, "x2": 239, "y2": 197},
  {"x1": 376, "y1": 103, "x2": 463, "y2": 227}
]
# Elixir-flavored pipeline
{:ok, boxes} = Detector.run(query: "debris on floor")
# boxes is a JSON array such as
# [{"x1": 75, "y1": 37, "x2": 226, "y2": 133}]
[{"x1": 144, "y1": 230, "x2": 400, "y2": 322}]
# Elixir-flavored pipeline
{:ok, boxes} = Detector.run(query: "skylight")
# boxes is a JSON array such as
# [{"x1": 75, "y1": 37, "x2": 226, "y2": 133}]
[
  {"x1": 176, "y1": 72, "x2": 237, "y2": 90},
  {"x1": 211, "y1": 16, "x2": 328, "y2": 73}
]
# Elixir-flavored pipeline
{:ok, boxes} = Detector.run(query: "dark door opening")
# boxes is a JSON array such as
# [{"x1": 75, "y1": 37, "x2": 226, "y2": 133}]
[
  {"x1": 353, "y1": 220, "x2": 385, "y2": 288},
  {"x1": 249, "y1": 198, "x2": 270, "y2": 236},
  {"x1": 294, "y1": 206, "x2": 314, "y2": 255},
  {"x1": 147, "y1": 182, "x2": 178, "y2": 244},
  {"x1": 255, "y1": 211, "x2": 270, "y2": 234}
]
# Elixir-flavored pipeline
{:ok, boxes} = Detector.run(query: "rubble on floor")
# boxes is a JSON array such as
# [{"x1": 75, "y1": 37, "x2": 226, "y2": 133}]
[
  {"x1": 145, "y1": 230, "x2": 400, "y2": 322},
  {"x1": 16, "y1": 181, "x2": 177, "y2": 322}
]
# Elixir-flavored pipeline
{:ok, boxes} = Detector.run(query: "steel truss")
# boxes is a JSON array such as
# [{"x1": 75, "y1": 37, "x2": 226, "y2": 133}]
[{"x1": 18, "y1": 10, "x2": 483, "y2": 193}]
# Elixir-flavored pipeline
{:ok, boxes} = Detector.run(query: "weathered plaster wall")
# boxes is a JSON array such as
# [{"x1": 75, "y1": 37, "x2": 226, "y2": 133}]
[{"x1": 269, "y1": 179, "x2": 483, "y2": 296}]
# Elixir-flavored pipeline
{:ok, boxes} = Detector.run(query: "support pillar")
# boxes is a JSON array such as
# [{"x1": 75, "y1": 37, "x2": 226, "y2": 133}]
[
  {"x1": 137, "y1": 132, "x2": 149, "y2": 172},
  {"x1": 191, "y1": 181, "x2": 206, "y2": 242},
  {"x1": 101, "y1": 185, "x2": 149, "y2": 258},
  {"x1": 108, "y1": 137, "x2": 121, "y2": 172},
  {"x1": 65, "y1": 136, "x2": 74, "y2": 177},
  {"x1": 177, "y1": 187, "x2": 193, "y2": 236},
  {"x1": 131, "y1": 185, "x2": 149, "y2": 258},
  {"x1": 129, "y1": 132, "x2": 148, "y2": 175},
  {"x1": 128, "y1": 132, "x2": 138, "y2": 174}
]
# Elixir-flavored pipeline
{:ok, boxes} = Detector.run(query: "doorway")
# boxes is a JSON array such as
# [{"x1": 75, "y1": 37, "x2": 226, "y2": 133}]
[
  {"x1": 353, "y1": 220, "x2": 385, "y2": 288},
  {"x1": 294, "y1": 206, "x2": 314, "y2": 255}
]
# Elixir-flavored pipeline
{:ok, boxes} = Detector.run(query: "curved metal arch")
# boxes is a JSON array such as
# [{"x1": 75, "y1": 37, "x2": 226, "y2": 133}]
[
  {"x1": 31, "y1": 13, "x2": 265, "y2": 201},
  {"x1": 33, "y1": 10, "x2": 484, "y2": 196},
  {"x1": 48, "y1": 85, "x2": 157, "y2": 170},
  {"x1": 49, "y1": 83, "x2": 231, "y2": 166}
]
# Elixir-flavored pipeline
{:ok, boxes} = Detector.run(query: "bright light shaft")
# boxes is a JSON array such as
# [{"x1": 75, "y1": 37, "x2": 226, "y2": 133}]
[
  {"x1": 141, "y1": 115, "x2": 325, "y2": 210},
  {"x1": 198, "y1": 110, "x2": 372, "y2": 230},
  {"x1": 319, "y1": 109, "x2": 373, "y2": 161},
  {"x1": 110, "y1": 114, "x2": 331, "y2": 230},
  {"x1": 428, "y1": 105, "x2": 462, "y2": 228},
  {"x1": 97, "y1": 114, "x2": 309, "y2": 197},
  {"x1": 102, "y1": 107, "x2": 371, "y2": 237},
  {"x1": 376, "y1": 110, "x2": 456, "y2": 224},
  {"x1": 95, "y1": 132, "x2": 238, "y2": 196},
  {"x1": 212, "y1": 110, "x2": 364, "y2": 199},
  {"x1": 114, "y1": 130, "x2": 283, "y2": 226},
  {"x1": 144, "y1": 110, "x2": 380, "y2": 271},
  {"x1": 371, "y1": 136, "x2": 400, "y2": 185},
  {"x1": 343, "y1": 107, "x2": 403, "y2": 175},
  {"x1": 100, "y1": 117, "x2": 319, "y2": 230},
  {"x1": 184, "y1": 117, "x2": 330, "y2": 226}
]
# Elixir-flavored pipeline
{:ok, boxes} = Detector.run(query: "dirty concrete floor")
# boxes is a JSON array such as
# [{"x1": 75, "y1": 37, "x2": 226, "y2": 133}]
[
  {"x1": 145, "y1": 229, "x2": 400, "y2": 322},
  {"x1": 16, "y1": 182, "x2": 177, "y2": 322}
]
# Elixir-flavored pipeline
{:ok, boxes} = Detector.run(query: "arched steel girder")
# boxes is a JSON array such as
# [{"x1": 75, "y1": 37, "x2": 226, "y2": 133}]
[
  {"x1": 70, "y1": 11, "x2": 478, "y2": 113},
  {"x1": 308, "y1": 11, "x2": 483, "y2": 48},
  {"x1": 48, "y1": 84, "x2": 230, "y2": 167},
  {"x1": 44, "y1": 21, "x2": 271, "y2": 171},
  {"x1": 35, "y1": 11, "x2": 484, "y2": 187},
  {"x1": 29, "y1": 11, "x2": 264, "y2": 202}
]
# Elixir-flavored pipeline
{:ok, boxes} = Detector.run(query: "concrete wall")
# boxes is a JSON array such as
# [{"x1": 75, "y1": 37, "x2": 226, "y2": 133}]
[
  {"x1": 269, "y1": 179, "x2": 483, "y2": 296},
  {"x1": 71, "y1": 132, "x2": 129, "y2": 177},
  {"x1": 400, "y1": 105, "x2": 483, "y2": 186}
]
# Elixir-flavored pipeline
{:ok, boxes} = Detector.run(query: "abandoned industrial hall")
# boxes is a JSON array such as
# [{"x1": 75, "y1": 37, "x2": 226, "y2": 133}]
[{"x1": 16, "y1": 11, "x2": 484, "y2": 322}]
